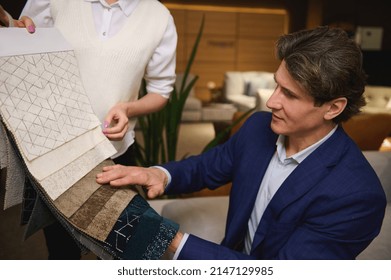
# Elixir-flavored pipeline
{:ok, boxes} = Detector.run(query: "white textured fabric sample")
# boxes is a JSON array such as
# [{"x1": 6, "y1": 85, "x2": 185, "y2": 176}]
[
  {"x1": 0, "y1": 52, "x2": 101, "y2": 161},
  {"x1": 0, "y1": 28, "x2": 117, "y2": 200}
]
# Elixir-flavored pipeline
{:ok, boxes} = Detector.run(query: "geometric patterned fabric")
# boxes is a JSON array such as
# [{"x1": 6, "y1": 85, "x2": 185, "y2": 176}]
[
  {"x1": 0, "y1": 52, "x2": 100, "y2": 161},
  {"x1": 0, "y1": 49, "x2": 116, "y2": 200},
  {"x1": 105, "y1": 195, "x2": 179, "y2": 260}
]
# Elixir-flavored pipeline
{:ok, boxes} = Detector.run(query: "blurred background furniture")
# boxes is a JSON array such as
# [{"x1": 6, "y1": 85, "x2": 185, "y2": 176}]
[
  {"x1": 176, "y1": 73, "x2": 203, "y2": 122},
  {"x1": 177, "y1": 72, "x2": 239, "y2": 122},
  {"x1": 223, "y1": 71, "x2": 276, "y2": 111},
  {"x1": 361, "y1": 86, "x2": 391, "y2": 114},
  {"x1": 342, "y1": 113, "x2": 391, "y2": 150},
  {"x1": 201, "y1": 103, "x2": 238, "y2": 122}
]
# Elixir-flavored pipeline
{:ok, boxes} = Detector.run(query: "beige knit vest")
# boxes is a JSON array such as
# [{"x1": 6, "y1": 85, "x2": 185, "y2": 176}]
[{"x1": 50, "y1": 0, "x2": 170, "y2": 155}]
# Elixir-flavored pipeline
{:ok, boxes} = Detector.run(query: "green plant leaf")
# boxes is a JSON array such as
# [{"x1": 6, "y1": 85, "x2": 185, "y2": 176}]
[{"x1": 135, "y1": 15, "x2": 205, "y2": 166}]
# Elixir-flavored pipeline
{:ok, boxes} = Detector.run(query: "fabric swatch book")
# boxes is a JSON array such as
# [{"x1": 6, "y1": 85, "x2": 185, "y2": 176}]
[{"x1": 0, "y1": 28, "x2": 178, "y2": 259}]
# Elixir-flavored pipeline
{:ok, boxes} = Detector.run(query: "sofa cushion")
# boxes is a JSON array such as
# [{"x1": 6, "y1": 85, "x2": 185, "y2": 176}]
[
  {"x1": 363, "y1": 151, "x2": 391, "y2": 202},
  {"x1": 160, "y1": 196, "x2": 229, "y2": 244},
  {"x1": 357, "y1": 204, "x2": 391, "y2": 260},
  {"x1": 184, "y1": 97, "x2": 202, "y2": 111},
  {"x1": 181, "y1": 110, "x2": 202, "y2": 122},
  {"x1": 364, "y1": 86, "x2": 391, "y2": 109},
  {"x1": 224, "y1": 71, "x2": 275, "y2": 98},
  {"x1": 226, "y1": 95, "x2": 256, "y2": 111},
  {"x1": 224, "y1": 72, "x2": 247, "y2": 98},
  {"x1": 244, "y1": 73, "x2": 276, "y2": 96}
]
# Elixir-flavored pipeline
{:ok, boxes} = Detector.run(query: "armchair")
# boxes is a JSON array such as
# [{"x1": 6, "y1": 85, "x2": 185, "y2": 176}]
[{"x1": 223, "y1": 71, "x2": 276, "y2": 111}]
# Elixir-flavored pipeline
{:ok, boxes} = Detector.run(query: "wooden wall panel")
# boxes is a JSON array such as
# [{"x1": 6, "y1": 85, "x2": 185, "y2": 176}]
[
  {"x1": 186, "y1": 35, "x2": 236, "y2": 63},
  {"x1": 171, "y1": 9, "x2": 186, "y2": 73},
  {"x1": 185, "y1": 10, "x2": 237, "y2": 36},
  {"x1": 167, "y1": 4, "x2": 288, "y2": 102},
  {"x1": 237, "y1": 38, "x2": 279, "y2": 72},
  {"x1": 238, "y1": 13, "x2": 288, "y2": 38}
]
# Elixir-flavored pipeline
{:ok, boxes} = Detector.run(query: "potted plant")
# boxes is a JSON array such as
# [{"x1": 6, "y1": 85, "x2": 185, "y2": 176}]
[{"x1": 134, "y1": 16, "x2": 254, "y2": 166}]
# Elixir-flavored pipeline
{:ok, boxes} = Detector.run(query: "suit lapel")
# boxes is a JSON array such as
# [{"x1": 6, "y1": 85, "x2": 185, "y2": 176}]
[
  {"x1": 224, "y1": 147, "x2": 275, "y2": 247},
  {"x1": 223, "y1": 131, "x2": 277, "y2": 247},
  {"x1": 250, "y1": 126, "x2": 348, "y2": 252}
]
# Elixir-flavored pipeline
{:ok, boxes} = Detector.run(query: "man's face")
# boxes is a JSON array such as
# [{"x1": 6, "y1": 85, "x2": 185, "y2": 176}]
[{"x1": 266, "y1": 60, "x2": 331, "y2": 141}]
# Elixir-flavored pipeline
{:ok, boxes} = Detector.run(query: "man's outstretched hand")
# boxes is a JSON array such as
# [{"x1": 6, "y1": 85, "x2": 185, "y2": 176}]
[{"x1": 96, "y1": 165, "x2": 167, "y2": 199}]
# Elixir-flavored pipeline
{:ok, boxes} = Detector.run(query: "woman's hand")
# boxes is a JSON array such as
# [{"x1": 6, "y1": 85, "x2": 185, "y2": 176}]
[
  {"x1": 0, "y1": 6, "x2": 35, "y2": 33},
  {"x1": 14, "y1": 15, "x2": 36, "y2": 33},
  {"x1": 102, "y1": 94, "x2": 168, "y2": 141},
  {"x1": 102, "y1": 102, "x2": 130, "y2": 141},
  {"x1": 0, "y1": 5, "x2": 10, "y2": 27}
]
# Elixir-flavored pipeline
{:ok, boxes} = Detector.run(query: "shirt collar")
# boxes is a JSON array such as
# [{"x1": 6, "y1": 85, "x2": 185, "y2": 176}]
[
  {"x1": 84, "y1": 0, "x2": 138, "y2": 17},
  {"x1": 276, "y1": 125, "x2": 338, "y2": 164}
]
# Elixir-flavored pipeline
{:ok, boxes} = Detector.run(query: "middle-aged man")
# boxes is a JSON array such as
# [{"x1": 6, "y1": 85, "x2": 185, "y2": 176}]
[{"x1": 96, "y1": 26, "x2": 387, "y2": 260}]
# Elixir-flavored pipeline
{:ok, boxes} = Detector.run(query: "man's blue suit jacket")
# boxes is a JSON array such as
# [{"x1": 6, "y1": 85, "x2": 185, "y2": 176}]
[{"x1": 163, "y1": 112, "x2": 387, "y2": 259}]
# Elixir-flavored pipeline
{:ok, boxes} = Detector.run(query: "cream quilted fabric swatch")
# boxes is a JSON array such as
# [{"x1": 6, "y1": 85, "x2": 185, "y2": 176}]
[{"x1": 0, "y1": 28, "x2": 116, "y2": 200}]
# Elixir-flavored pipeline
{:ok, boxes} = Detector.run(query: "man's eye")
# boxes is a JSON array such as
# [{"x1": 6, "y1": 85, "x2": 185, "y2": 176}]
[{"x1": 283, "y1": 89, "x2": 295, "y2": 98}]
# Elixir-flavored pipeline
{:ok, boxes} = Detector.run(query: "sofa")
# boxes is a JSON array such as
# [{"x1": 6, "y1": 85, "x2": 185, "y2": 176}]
[
  {"x1": 361, "y1": 86, "x2": 391, "y2": 114},
  {"x1": 223, "y1": 71, "x2": 276, "y2": 111},
  {"x1": 150, "y1": 150, "x2": 391, "y2": 259}
]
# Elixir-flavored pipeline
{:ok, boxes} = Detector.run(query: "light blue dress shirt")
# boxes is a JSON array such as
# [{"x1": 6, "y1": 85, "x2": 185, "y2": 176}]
[{"x1": 243, "y1": 126, "x2": 338, "y2": 253}]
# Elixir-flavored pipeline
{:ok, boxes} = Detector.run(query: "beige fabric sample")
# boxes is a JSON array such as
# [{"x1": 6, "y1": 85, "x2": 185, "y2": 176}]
[
  {"x1": 0, "y1": 47, "x2": 117, "y2": 200},
  {"x1": 54, "y1": 160, "x2": 137, "y2": 241},
  {"x1": 53, "y1": 160, "x2": 114, "y2": 218},
  {"x1": 0, "y1": 52, "x2": 101, "y2": 161},
  {"x1": 22, "y1": 126, "x2": 110, "y2": 181},
  {"x1": 37, "y1": 136, "x2": 116, "y2": 200},
  {"x1": 80, "y1": 185, "x2": 137, "y2": 241}
]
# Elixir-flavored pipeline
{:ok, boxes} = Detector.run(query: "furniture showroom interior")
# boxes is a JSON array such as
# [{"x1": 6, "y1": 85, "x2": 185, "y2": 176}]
[{"x1": 1, "y1": 0, "x2": 391, "y2": 261}]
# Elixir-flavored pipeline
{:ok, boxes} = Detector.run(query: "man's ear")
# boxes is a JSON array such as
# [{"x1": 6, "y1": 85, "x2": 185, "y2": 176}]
[{"x1": 324, "y1": 97, "x2": 347, "y2": 120}]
